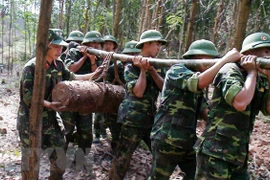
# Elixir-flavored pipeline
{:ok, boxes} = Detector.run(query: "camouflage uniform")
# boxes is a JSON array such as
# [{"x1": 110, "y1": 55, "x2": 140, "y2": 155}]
[
  {"x1": 194, "y1": 63, "x2": 270, "y2": 180},
  {"x1": 59, "y1": 41, "x2": 80, "y2": 61},
  {"x1": 109, "y1": 62, "x2": 166, "y2": 180},
  {"x1": 62, "y1": 48, "x2": 103, "y2": 152},
  {"x1": 149, "y1": 63, "x2": 208, "y2": 180},
  {"x1": 99, "y1": 61, "x2": 125, "y2": 151},
  {"x1": 17, "y1": 58, "x2": 75, "y2": 179}
]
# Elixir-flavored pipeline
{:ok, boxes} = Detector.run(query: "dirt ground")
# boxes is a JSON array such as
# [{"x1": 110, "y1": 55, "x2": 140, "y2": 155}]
[{"x1": 0, "y1": 70, "x2": 269, "y2": 180}]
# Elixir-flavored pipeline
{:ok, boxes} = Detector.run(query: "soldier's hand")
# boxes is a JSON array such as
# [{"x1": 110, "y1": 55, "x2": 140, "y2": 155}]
[
  {"x1": 223, "y1": 48, "x2": 241, "y2": 63},
  {"x1": 87, "y1": 53, "x2": 97, "y2": 64},
  {"x1": 133, "y1": 56, "x2": 143, "y2": 68},
  {"x1": 79, "y1": 46, "x2": 88, "y2": 55},
  {"x1": 133, "y1": 56, "x2": 154, "y2": 71},
  {"x1": 50, "y1": 101, "x2": 67, "y2": 112},
  {"x1": 240, "y1": 55, "x2": 257, "y2": 73},
  {"x1": 256, "y1": 60, "x2": 270, "y2": 78}
]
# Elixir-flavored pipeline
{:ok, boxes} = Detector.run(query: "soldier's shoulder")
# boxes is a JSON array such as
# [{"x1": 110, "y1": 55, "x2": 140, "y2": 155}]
[{"x1": 220, "y1": 62, "x2": 240, "y2": 72}]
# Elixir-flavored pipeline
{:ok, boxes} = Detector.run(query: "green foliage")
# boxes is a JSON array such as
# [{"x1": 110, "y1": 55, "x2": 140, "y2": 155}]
[{"x1": 166, "y1": 13, "x2": 183, "y2": 29}]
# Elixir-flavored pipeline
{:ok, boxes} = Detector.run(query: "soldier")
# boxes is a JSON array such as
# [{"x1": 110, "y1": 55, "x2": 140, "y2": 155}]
[
  {"x1": 109, "y1": 30, "x2": 167, "y2": 180},
  {"x1": 102, "y1": 40, "x2": 142, "y2": 152},
  {"x1": 102, "y1": 34, "x2": 118, "y2": 52},
  {"x1": 106, "y1": 40, "x2": 141, "y2": 84},
  {"x1": 59, "y1": 30, "x2": 84, "y2": 61},
  {"x1": 93, "y1": 34, "x2": 119, "y2": 144},
  {"x1": 62, "y1": 31, "x2": 104, "y2": 161},
  {"x1": 194, "y1": 32, "x2": 270, "y2": 179},
  {"x1": 17, "y1": 29, "x2": 98, "y2": 180},
  {"x1": 149, "y1": 39, "x2": 241, "y2": 180}
]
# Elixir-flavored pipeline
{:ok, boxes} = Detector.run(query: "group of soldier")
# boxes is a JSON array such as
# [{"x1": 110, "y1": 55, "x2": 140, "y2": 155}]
[{"x1": 17, "y1": 27, "x2": 270, "y2": 180}]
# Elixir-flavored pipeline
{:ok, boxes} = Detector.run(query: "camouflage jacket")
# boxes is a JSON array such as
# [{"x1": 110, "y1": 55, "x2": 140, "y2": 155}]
[
  {"x1": 117, "y1": 63, "x2": 166, "y2": 128},
  {"x1": 150, "y1": 63, "x2": 207, "y2": 150},
  {"x1": 17, "y1": 57, "x2": 75, "y2": 133},
  {"x1": 64, "y1": 48, "x2": 103, "y2": 74},
  {"x1": 194, "y1": 63, "x2": 270, "y2": 166}
]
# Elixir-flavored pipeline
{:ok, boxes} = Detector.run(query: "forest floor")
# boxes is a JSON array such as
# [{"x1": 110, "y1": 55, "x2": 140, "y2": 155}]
[{"x1": 0, "y1": 69, "x2": 269, "y2": 180}]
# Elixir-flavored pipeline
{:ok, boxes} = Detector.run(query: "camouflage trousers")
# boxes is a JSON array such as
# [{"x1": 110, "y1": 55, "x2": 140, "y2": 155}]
[
  {"x1": 195, "y1": 151, "x2": 249, "y2": 180},
  {"x1": 94, "y1": 113, "x2": 122, "y2": 152},
  {"x1": 61, "y1": 111, "x2": 93, "y2": 154},
  {"x1": 93, "y1": 112, "x2": 107, "y2": 138},
  {"x1": 150, "y1": 140, "x2": 196, "y2": 180},
  {"x1": 18, "y1": 110, "x2": 66, "y2": 180},
  {"x1": 109, "y1": 125, "x2": 152, "y2": 180},
  {"x1": 104, "y1": 113, "x2": 122, "y2": 152}
]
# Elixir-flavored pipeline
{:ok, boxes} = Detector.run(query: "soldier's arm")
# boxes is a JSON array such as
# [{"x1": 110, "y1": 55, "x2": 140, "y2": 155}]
[
  {"x1": 197, "y1": 48, "x2": 241, "y2": 89},
  {"x1": 256, "y1": 61, "x2": 270, "y2": 114},
  {"x1": 68, "y1": 55, "x2": 87, "y2": 73},
  {"x1": 266, "y1": 78, "x2": 270, "y2": 114},
  {"x1": 148, "y1": 68, "x2": 164, "y2": 90},
  {"x1": 232, "y1": 56, "x2": 257, "y2": 111},
  {"x1": 132, "y1": 57, "x2": 147, "y2": 98}
]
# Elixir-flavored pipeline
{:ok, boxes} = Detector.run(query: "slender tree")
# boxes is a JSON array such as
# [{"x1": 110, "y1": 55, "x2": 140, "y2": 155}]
[
  {"x1": 152, "y1": 0, "x2": 160, "y2": 30},
  {"x1": 138, "y1": 0, "x2": 146, "y2": 38},
  {"x1": 233, "y1": 0, "x2": 251, "y2": 51},
  {"x1": 158, "y1": 0, "x2": 165, "y2": 30},
  {"x1": 65, "y1": 0, "x2": 72, "y2": 35},
  {"x1": 1, "y1": 1, "x2": 6, "y2": 65},
  {"x1": 179, "y1": 0, "x2": 188, "y2": 58},
  {"x1": 212, "y1": 0, "x2": 224, "y2": 45},
  {"x1": 58, "y1": 0, "x2": 64, "y2": 29},
  {"x1": 143, "y1": 0, "x2": 152, "y2": 31},
  {"x1": 112, "y1": 0, "x2": 121, "y2": 38},
  {"x1": 185, "y1": 0, "x2": 197, "y2": 52},
  {"x1": 83, "y1": 0, "x2": 91, "y2": 33},
  {"x1": 28, "y1": 0, "x2": 53, "y2": 179}
]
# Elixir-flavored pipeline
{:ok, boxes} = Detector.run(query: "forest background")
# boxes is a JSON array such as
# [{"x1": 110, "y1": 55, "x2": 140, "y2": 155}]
[
  {"x1": 0, "y1": 0, "x2": 270, "y2": 179},
  {"x1": 1, "y1": 0, "x2": 270, "y2": 73}
]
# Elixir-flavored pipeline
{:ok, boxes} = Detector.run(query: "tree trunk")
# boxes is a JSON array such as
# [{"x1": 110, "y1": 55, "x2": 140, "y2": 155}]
[
  {"x1": 99, "y1": 0, "x2": 107, "y2": 35},
  {"x1": 152, "y1": 0, "x2": 160, "y2": 30},
  {"x1": 1, "y1": 1, "x2": 5, "y2": 65},
  {"x1": 65, "y1": 0, "x2": 72, "y2": 35},
  {"x1": 52, "y1": 81, "x2": 125, "y2": 113},
  {"x1": 138, "y1": 0, "x2": 146, "y2": 38},
  {"x1": 83, "y1": 0, "x2": 91, "y2": 33},
  {"x1": 212, "y1": 0, "x2": 224, "y2": 45},
  {"x1": 143, "y1": 0, "x2": 152, "y2": 31},
  {"x1": 28, "y1": 0, "x2": 53, "y2": 179},
  {"x1": 179, "y1": 0, "x2": 188, "y2": 58},
  {"x1": 158, "y1": 0, "x2": 165, "y2": 30},
  {"x1": 58, "y1": 0, "x2": 64, "y2": 29},
  {"x1": 185, "y1": 0, "x2": 197, "y2": 52},
  {"x1": 8, "y1": 0, "x2": 12, "y2": 74},
  {"x1": 113, "y1": 0, "x2": 121, "y2": 38},
  {"x1": 233, "y1": 0, "x2": 251, "y2": 51},
  {"x1": 227, "y1": 1, "x2": 238, "y2": 51}
]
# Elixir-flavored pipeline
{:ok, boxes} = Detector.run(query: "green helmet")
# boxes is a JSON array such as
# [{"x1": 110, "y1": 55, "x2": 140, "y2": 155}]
[
  {"x1": 122, "y1": 40, "x2": 141, "y2": 54},
  {"x1": 48, "y1": 28, "x2": 68, "y2": 46},
  {"x1": 66, "y1": 30, "x2": 84, "y2": 42},
  {"x1": 103, "y1": 35, "x2": 118, "y2": 48},
  {"x1": 182, "y1": 39, "x2": 219, "y2": 58},
  {"x1": 136, "y1": 30, "x2": 167, "y2": 49},
  {"x1": 82, "y1": 31, "x2": 104, "y2": 44},
  {"x1": 240, "y1": 32, "x2": 270, "y2": 53}
]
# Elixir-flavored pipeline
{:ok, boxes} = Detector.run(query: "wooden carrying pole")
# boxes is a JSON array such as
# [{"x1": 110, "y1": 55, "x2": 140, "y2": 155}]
[{"x1": 80, "y1": 46, "x2": 270, "y2": 69}]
